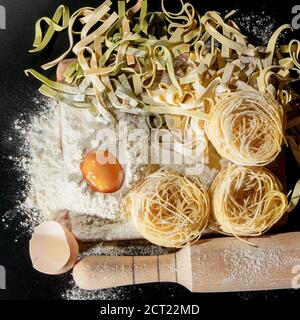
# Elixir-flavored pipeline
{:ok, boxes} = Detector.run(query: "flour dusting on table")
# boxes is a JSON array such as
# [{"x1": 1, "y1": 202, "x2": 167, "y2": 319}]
[
  {"x1": 21, "y1": 98, "x2": 149, "y2": 221},
  {"x1": 235, "y1": 10, "x2": 275, "y2": 45}
]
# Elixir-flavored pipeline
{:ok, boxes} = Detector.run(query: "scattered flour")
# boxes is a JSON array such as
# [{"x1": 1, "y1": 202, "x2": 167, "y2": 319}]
[
  {"x1": 80, "y1": 240, "x2": 174, "y2": 257},
  {"x1": 222, "y1": 247, "x2": 293, "y2": 288},
  {"x1": 62, "y1": 240, "x2": 173, "y2": 300},
  {"x1": 21, "y1": 98, "x2": 150, "y2": 221},
  {"x1": 62, "y1": 281, "x2": 126, "y2": 300},
  {"x1": 234, "y1": 10, "x2": 275, "y2": 45}
]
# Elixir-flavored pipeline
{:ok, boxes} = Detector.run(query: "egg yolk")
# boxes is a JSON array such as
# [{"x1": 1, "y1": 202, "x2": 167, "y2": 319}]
[{"x1": 80, "y1": 150, "x2": 124, "y2": 193}]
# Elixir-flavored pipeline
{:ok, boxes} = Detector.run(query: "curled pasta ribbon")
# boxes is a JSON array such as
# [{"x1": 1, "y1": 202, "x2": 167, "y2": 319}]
[
  {"x1": 25, "y1": 69, "x2": 85, "y2": 95},
  {"x1": 149, "y1": 84, "x2": 196, "y2": 110},
  {"x1": 209, "y1": 165, "x2": 288, "y2": 241},
  {"x1": 206, "y1": 90, "x2": 284, "y2": 166},
  {"x1": 287, "y1": 178, "x2": 300, "y2": 213},
  {"x1": 288, "y1": 40, "x2": 300, "y2": 69},
  {"x1": 265, "y1": 24, "x2": 292, "y2": 67},
  {"x1": 126, "y1": 0, "x2": 143, "y2": 17},
  {"x1": 126, "y1": 168, "x2": 210, "y2": 248},
  {"x1": 147, "y1": 105, "x2": 208, "y2": 121},
  {"x1": 200, "y1": 11, "x2": 255, "y2": 57},
  {"x1": 152, "y1": 46, "x2": 182, "y2": 96},
  {"x1": 145, "y1": 77, "x2": 221, "y2": 129},
  {"x1": 29, "y1": 5, "x2": 70, "y2": 53},
  {"x1": 162, "y1": 0, "x2": 198, "y2": 38},
  {"x1": 41, "y1": 7, "x2": 95, "y2": 70}
]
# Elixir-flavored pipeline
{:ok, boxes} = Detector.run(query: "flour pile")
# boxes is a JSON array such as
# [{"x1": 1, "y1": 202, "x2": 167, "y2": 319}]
[{"x1": 20, "y1": 98, "x2": 150, "y2": 222}]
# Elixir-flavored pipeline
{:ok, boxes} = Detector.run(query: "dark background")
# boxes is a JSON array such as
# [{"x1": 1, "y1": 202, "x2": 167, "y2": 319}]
[{"x1": 0, "y1": 0, "x2": 300, "y2": 302}]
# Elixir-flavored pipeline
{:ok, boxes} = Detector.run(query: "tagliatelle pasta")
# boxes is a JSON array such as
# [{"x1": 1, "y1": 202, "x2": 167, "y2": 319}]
[
  {"x1": 126, "y1": 168, "x2": 210, "y2": 248},
  {"x1": 209, "y1": 165, "x2": 288, "y2": 241},
  {"x1": 25, "y1": 0, "x2": 300, "y2": 123},
  {"x1": 24, "y1": 1, "x2": 300, "y2": 163},
  {"x1": 29, "y1": 5, "x2": 71, "y2": 53}
]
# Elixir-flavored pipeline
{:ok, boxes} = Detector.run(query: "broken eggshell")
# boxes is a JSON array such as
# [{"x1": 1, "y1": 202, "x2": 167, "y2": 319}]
[{"x1": 29, "y1": 221, "x2": 79, "y2": 275}]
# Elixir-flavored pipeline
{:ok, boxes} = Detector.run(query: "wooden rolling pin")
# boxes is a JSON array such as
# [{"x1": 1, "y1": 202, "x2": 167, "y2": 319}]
[{"x1": 73, "y1": 232, "x2": 300, "y2": 292}]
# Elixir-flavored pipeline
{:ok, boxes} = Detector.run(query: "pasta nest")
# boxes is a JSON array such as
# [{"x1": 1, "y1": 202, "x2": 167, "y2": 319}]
[
  {"x1": 206, "y1": 91, "x2": 284, "y2": 166},
  {"x1": 209, "y1": 164, "x2": 288, "y2": 238},
  {"x1": 126, "y1": 168, "x2": 210, "y2": 248}
]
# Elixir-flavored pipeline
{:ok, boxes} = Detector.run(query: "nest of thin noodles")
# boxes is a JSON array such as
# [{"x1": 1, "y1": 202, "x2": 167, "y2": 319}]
[
  {"x1": 126, "y1": 168, "x2": 210, "y2": 248},
  {"x1": 206, "y1": 90, "x2": 285, "y2": 166},
  {"x1": 209, "y1": 164, "x2": 288, "y2": 238}
]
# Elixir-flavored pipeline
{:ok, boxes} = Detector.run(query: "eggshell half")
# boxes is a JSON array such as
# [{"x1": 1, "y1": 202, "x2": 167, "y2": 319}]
[{"x1": 29, "y1": 221, "x2": 79, "y2": 275}]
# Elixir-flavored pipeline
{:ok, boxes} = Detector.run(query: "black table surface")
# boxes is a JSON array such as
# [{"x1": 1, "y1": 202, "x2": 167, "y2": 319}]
[{"x1": 0, "y1": 0, "x2": 300, "y2": 301}]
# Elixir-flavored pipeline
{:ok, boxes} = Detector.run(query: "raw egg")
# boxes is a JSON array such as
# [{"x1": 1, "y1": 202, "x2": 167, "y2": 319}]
[{"x1": 80, "y1": 150, "x2": 124, "y2": 193}]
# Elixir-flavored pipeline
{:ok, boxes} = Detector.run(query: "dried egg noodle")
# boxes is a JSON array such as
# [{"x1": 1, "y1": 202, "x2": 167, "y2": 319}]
[
  {"x1": 210, "y1": 165, "x2": 288, "y2": 241},
  {"x1": 25, "y1": 0, "x2": 300, "y2": 164},
  {"x1": 206, "y1": 90, "x2": 285, "y2": 166},
  {"x1": 127, "y1": 169, "x2": 210, "y2": 248}
]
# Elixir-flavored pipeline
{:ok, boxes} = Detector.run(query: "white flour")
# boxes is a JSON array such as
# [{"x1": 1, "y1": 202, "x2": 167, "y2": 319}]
[
  {"x1": 22, "y1": 98, "x2": 150, "y2": 221},
  {"x1": 234, "y1": 10, "x2": 275, "y2": 45},
  {"x1": 222, "y1": 247, "x2": 294, "y2": 288}
]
